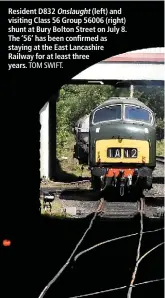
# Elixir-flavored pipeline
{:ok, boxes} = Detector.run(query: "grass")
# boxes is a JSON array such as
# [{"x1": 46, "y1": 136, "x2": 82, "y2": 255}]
[
  {"x1": 57, "y1": 133, "x2": 90, "y2": 178},
  {"x1": 40, "y1": 199, "x2": 71, "y2": 218},
  {"x1": 156, "y1": 140, "x2": 164, "y2": 156}
]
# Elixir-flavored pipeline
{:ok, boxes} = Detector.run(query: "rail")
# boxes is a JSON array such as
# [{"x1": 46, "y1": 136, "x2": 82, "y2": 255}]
[
  {"x1": 38, "y1": 198, "x2": 104, "y2": 298},
  {"x1": 67, "y1": 198, "x2": 164, "y2": 298},
  {"x1": 38, "y1": 197, "x2": 164, "y2": 298},
  {"x1": 156, "y1": 156, "x2": 165, "y2": 163},
  {"x1": 38, "y1": 156, "x2": 164, "y2": 297},
  {"x1": 67, "y1": 278, "x2": 164, "y2": 298}
]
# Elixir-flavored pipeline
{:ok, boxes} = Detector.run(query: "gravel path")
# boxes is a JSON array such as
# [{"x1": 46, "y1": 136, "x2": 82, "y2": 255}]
[{"x1": 153, "y1": 161, "x2": 164, "y2": 177}]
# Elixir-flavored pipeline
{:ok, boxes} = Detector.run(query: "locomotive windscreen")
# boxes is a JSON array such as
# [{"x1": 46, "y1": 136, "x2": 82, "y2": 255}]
[
  {"x1": 93, "y1": 105, "x2": 121, "y2": 124},
  {"x1": 125, "y1": 105, "x2": 152, "y2": 123}
]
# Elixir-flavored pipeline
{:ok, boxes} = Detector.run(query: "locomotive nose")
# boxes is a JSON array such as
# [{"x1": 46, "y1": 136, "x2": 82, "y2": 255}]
[{"x1": 93, "y1": 122, "x2": 149, "y2": 141}]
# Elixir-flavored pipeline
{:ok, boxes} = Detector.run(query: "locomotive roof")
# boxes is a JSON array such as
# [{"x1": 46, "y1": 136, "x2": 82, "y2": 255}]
[{"x1": 93, "y1": 97, "x2": 152, "y2": 112}]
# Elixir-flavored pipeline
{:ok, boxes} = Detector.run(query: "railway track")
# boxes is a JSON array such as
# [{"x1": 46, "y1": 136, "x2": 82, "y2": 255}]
[
  {"x1": 40, "y1": 185, "x2": 164, "y2": 220},
  {"x1": 38, "y1": 196, "x2": 164, "y2": 298},
  {"x1": 38, "y1": 197, "x2": 105, "y2": 298},
  {"x1": 40, "y1": 158, "x2": 164, "y2": 219},
  {"x1": 38, "y1": 161, "x2": 164, "y2": 298},
  {"x1": 156, "y1": 156, "x2": 165, "y2": 163}
]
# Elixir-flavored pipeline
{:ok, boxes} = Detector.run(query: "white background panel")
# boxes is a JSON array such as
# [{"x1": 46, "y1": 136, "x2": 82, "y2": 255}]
[{"x1": 40, "y1": 102, "x2": 49, "y2": 179}]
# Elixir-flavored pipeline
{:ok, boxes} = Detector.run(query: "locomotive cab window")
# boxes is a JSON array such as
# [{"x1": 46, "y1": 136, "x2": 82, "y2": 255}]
[
  {"x1": 124, "y1": 105, "x2": 153, "y2": 124},
  {"x1": 93, "y1": 105, "x2": 122, "y2": 124}
]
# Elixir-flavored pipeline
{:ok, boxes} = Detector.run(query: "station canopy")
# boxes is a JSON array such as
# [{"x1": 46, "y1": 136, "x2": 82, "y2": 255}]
[{"x1": 72, "y1": 47, "x2": 165, "y2": 86}]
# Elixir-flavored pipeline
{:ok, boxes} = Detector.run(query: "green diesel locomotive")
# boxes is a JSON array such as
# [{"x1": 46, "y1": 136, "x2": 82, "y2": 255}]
[{"x1": 74, "y1": 97, "x2": 156, "y2": 197}]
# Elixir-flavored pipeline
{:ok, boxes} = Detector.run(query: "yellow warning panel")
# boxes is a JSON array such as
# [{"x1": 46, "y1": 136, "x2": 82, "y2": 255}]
[{"x1": 95, "y1": 139, "x2": 149, "y2": 163}]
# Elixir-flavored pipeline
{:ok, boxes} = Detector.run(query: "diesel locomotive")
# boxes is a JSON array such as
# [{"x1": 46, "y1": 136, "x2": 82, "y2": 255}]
[{"x1": 74, "y1": 97, "x2": 156, "y2": 197}]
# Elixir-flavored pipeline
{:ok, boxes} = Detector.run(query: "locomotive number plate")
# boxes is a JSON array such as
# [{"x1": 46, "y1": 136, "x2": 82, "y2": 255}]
[
  {"x1": 107, "y1": 148, "x2": 138, "y2": 158},
  {"x1": 107, "y1": 148, "x2": 121, "y2": 158},
  {"x1": 124, "y1": 148, "x2": 137, "y2": 158}
]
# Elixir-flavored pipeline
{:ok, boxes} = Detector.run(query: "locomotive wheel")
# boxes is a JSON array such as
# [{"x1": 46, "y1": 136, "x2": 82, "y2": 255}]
[{"x1": 91, "y1": 175, "x2": 101, "y2": 191}]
